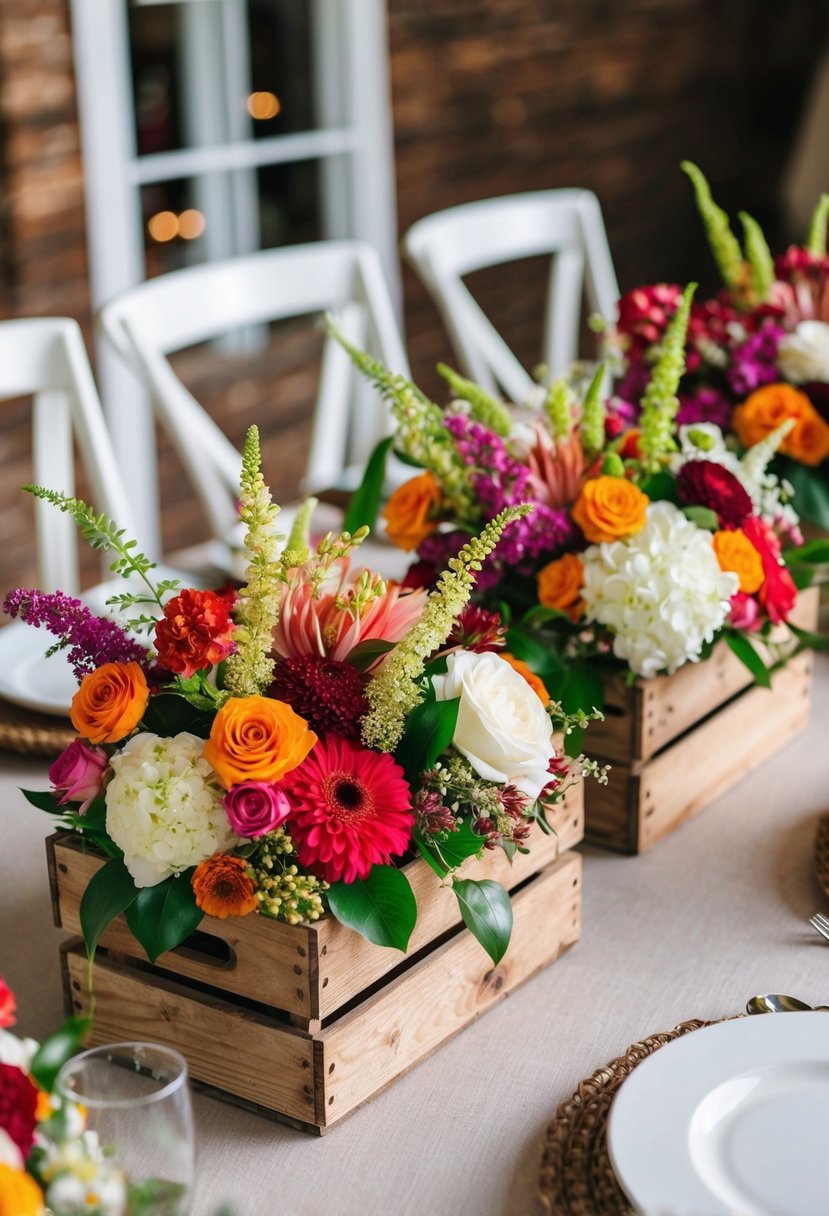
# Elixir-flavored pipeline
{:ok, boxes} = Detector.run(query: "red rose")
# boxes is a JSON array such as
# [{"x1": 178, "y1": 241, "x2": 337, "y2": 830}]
[
  {"x1": 676, "y1": 460, "x2": 753, "y2": 528},
  {"x1": 0, "y1": 1062, "x2": 38, "y2": 1157},
  {"x1": 0, "y1": 978, "x2": 15, "y2": 1029},
  {"x1": 742, "y1": 517, "x2": 798, "y2": 624},
  {"x1": 154, "y1": 589, "x2": 236, "y2": 678}
]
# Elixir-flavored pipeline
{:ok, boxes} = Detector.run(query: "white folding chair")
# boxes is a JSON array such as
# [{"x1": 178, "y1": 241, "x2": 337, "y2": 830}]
[
  {"x1": 98, "y1": 240, "x2": 411, "y2": 551},
  {"x1": 0, "y1": 317, "x2": 137, "y2": 595},
  {"x1": 403, "y1": 189, "x2": 619, "y2": 402}
]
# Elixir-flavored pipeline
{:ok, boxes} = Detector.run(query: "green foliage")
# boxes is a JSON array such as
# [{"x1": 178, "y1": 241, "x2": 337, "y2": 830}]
[
  {"x1": 681, "y1": 161, "x2": 745, "y2": 291},
  {"x1": 326, "y1": 866, "x2": 417, "y2": 951},
  {"x1": 125, "y1": 874, "x2": 204, "y2": 963},
  {"x1": 579, "y1": 364, "x2": 607, "y2": 456},
  {"x1": 395, "y1": 697, "x2": 460, "y2": 783},
  {"x1": 21, "y1": 787, "x2": 62, "y2": 813},
  {"x1": 140, "y1": 691, "x2": 215, "y2": 739},
  {"x1": 437, "y1": 363, "x2": 511, "y2": 436},
  {"x1": 555, "y1": 663, "x2": 605, "y2": 755},
  {"x1": 724, "y1": 632, "x2": 772, "y2": 689},
  {"x1": 61, "y1": 798, "x2": 122, "y2": 859},
  {"x1": 682, "y1": 505, "x2": 720, "y2": 531},
  {"x1": 544, "y1": 377, "x2": 574, "y2": 440},
  {"x1": 343, "y1": 435, "x2": 395, "y2": 534},
  {"x1": 344, "y1": 637, "x2": 396, "y2": 672},
  {"x1": 30, "y1": 1014, "x2": 92, "y2": 1093},
  {"x1": 638, "y1": 282, "x2": 696, "y2": 469},
  {"x1": 738, "y1": 211, "x2": 775, "y2": 299},
  {"x1": 80, "y1": 857, "x2": 139, "y2": 958},
  {"x1": 807, "y1": 193, "x2": 829, "y2": 256},
  {"x1": 416, "y1": 818, "x2": 485, "y2": 879},
  {"x1": 782, "y1": 459, "x2": 829, "y2": 532},
  {"x1": 453, "y1": 878, "x2": 513, "y2": 965},
  {"x1": 126, "y1": 1180, "x2": 190, "y2": 1216}
]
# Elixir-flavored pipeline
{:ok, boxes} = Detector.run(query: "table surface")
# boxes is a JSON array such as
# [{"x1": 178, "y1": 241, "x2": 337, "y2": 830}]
[{"x1": 2, "y1": 655, "x2": 828, "y2": 1216}]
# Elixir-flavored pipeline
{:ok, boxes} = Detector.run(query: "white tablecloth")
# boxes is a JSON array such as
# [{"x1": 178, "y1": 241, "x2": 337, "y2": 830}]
[{"x1": 2, "y1": 656, "x2": 828, "y2": 1216}]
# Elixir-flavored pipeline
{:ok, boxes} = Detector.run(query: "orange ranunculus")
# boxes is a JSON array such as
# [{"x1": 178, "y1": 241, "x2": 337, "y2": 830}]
[
  {"x1": 382, "y1": 471, "x2": 442, "y2": 551},
  {"x1": 536, "y1": 553, "x2": 585, "y2": 621},
  {"x1": 711, "y1": 528, "x2": 764, "y2": 594},
  {"x1": 0, "y1": 1165, "x2": 44, "y2": 1216},
  {"x1": 617, "y1": 428, "x2": 642, "y2": 460},
  {"x1": 203, "y1": 695, "x2": 317, "y2": 789},
  {"x1": 571, "y1": 476, "x2": 649, "y2": 544},
  {"x1": 499, "y1": 653, "x2": 551, "y2": 705},
  {"x1": 69, "y1": 661, "x2": 149, "y2": 744},
  {"x1": 192, "y1": 854, "x2": 258, "y2": 918},
  {"x1": 733, "y1": 383, "x2": 829, "y2": 466}
]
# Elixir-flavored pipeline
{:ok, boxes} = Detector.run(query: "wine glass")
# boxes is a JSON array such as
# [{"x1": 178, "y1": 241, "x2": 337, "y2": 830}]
[{"x1": 55, "y1": 1041, "x2": 195, "y2": 1216}]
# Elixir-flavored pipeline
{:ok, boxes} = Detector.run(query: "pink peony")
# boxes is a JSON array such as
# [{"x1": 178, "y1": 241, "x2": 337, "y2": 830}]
[
  {"x1": 222, "y1": 781, "x2": 291, "y2": 838},
  {"x1": 49, "y1": 739, "x2": 107, "y2": 812}
]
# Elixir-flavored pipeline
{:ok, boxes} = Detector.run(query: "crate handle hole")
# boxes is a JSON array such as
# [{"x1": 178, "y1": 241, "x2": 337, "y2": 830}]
[{"x1": 171, "y1": 931, "x2": 237, "y2": 970}]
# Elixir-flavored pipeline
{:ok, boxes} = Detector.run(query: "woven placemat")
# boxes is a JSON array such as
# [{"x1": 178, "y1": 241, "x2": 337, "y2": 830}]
[
  {"x1": 537, "y1": 1017, "x2": 724, "y2": 1215},
  {"x1": 816, "y1": 813, "x2": 829, "y2": 899},
  {"x1": 0, "y1": 697, "x2": 74, "y2": 757}
]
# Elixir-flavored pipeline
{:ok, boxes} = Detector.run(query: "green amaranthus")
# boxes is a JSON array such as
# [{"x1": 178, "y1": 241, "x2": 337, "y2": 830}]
[
  {"x1": 437, "y1": 363, "x2": 512, "y2": 437},
  {"x1": 638, "y1": 282, "x2": 696, "y2": 471}
]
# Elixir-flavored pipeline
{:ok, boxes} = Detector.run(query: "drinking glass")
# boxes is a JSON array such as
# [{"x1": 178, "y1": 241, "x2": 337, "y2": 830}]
[{"x1": 56, "y1": 1041, "x2": 195, "y2": 1216}]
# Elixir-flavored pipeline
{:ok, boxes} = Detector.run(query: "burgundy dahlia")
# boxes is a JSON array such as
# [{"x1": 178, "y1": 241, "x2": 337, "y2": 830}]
[
  {"x1": 445, "y1": 605, "x2": 507, "y2": 653},
  {"x1": 0, "y1": 1061, "x2": 38, "y2": 1157},
  {"x1": 268, "y1": 654, "x2": 368, "y2": 738},
  {"x1": 676, "y1": 460, "x2": 753, "y2": 528}
]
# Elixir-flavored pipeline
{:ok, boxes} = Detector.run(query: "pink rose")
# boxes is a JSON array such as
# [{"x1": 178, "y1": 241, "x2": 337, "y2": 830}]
[
  {"x1": 49, "y1": 739, "x2": 108, "y2": 811},
  {"x1": 0, "y1": 978, "x2": 15, "y2": 1029},
  {"x1": 222, "y1": 781, "x2": 290, "y2": 838},
  {"x1": 728, "y1": 592, "x2": 762, "y2": 632}
]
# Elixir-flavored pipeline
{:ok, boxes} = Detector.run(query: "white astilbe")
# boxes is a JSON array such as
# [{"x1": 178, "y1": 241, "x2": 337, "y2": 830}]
[
  {"x1": 672, "y1": 421, "x2": 801, "y2": 539},
  {"x1": 106, "y1": 732, "x2": 235, "y2": 886},
  {"x1": 581, "y1": 501, "x2": 738, "y2": 678}
]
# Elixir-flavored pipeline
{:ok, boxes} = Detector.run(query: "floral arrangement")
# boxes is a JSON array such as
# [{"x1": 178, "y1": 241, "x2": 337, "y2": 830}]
[
  {"x1": 604, "y1": 161, "x2": 829, "y2": 527},
  {"x1": 330, "y1": 298, "x2": 827, "y2": 720},
  {"x1": 0, "y1": 976, "x2": 127, "y2": 1216},
  {"x1": 6, "y1": 427, "x2": 596, "y2": 970}
]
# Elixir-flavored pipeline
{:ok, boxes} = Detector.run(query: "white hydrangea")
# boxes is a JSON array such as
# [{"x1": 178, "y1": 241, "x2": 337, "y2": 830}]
[
  {"x1": 581, "y1": 501, "x2": 738, "y2": 678},
  {"x1": 673, "y1": 422, "x2": 801, "y2": 539},
  {"x1": 106, "y1": 732, "x2": 235, "y2": 887}
]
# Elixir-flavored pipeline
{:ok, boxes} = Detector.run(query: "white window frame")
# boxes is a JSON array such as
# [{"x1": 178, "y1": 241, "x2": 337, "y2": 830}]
[{"x1": 70, "y1": 0, "x2": 399, "y2": 558}]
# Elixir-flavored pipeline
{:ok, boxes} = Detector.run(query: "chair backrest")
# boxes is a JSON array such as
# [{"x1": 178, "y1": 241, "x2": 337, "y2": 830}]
[
  {"x1": 403, "y1": 189, "x2": 619, "y2": 402},
  {"x1": 98, "y1": 240, "x2": 411, "y2": 544},
  {"x1": 0, "y1": 317, "x2": 137, "y2": 595}
]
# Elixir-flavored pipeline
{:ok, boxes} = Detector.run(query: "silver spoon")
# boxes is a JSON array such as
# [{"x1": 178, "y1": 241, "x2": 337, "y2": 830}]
[{"x1": 746, "y1": 993, "x2": 829, "y2": 1014}]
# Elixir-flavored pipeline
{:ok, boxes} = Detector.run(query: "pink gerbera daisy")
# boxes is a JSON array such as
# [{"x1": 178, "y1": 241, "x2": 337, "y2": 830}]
[{"x1": 281, "y1": 734, "x2": 413, "y2": 883}]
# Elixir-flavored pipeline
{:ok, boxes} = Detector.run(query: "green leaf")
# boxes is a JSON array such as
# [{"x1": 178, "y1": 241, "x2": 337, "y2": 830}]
[
  {"x1": 453, "y1": 878, "x2": 513, "y2": 965},
  {"x1": 639, "y1": 470, "x2": 680, "y2": 503},
  {"x1": 724, "y1": 631, "x2": 772, "y2": 688},
  {"x1": 783, "y1": 538, "x2": 829, "y2": 566},
  {"x1": 80, "y1": 857, "x2": 139, "y2": 957},
  {"x1": 126, "y1": 1179, "x2": 189, "y2": 1216},
  {"x1": 520, "y1": 604, "x2": 573, "y2": 628},
  {"x1": 343, "y1": 435, "x2": 395, "y2": 534},
  {"x1": 61, "y1": 798, "x2": 122, "y2": 859},
  {"x1": 395, "y1": 697, "x2": 459, "y2": 782},
  {"x1": 30, "y1": 1014, "x2": 92, "y2": 1093},
  {"x1": 556, "y1": 664, "x2": 605, "y2": 755},
  {"x1": 786, "y1": 623, "x2": 829, "y2": 652},
  {"x1": 140, "y1": 693, "x2": 214, "y2": 739},
  {"x1": 344, "y1": 637, "x2": 396, "y2": 672},
  {"x1": 21, "y1": 788, "x2": 62, "y2": 813},
  {"x1": 125, "y1": 874, "x2": 204, "y2": 963},
  {"x1": 326, "y1": 866, "x2": 416, "y2": 952},
  {"x1": 783, "y1": 460, "x2": 829, "y2": 531},
  {"x1": 416, "y1": 818, "x2": 484, "y2": 878},
  {"x1": 505, "y1": 625, "x2": 566, "y2": 681},
  {"x1": 682, "y1": 505, "x2": 719, "y2": 530}
]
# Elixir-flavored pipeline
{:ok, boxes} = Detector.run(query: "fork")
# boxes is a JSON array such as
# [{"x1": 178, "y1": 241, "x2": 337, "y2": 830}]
[{"x1": 810, "y1": 911, "x2": 829, "y2": 942}]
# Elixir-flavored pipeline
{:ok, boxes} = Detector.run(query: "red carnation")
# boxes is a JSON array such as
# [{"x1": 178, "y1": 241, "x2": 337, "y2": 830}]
[
  {"x1": 615, "y1": 284, "x2": 683, "y2": 355},
  {"x1": 676, "y1": 460, "x2": 753, "y2": 528},
  {"x1": 154, "y1": 588, "x2": 236, "y2": 678},
  {"x1": 0, "y1": 1062, "x2": 38, "y2": 1157},
  {"x1": 267, "y1": 655, "x2": 368, "y2": 738},
  {"x1": 281, "y1": 734, "x2": 413, "y2": 883},
  {"x1": 742, "y1": 517, "x2": 798, "y2": 624}
]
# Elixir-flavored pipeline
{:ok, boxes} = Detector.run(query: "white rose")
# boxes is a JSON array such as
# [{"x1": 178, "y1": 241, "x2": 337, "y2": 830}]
[
  {"x1": 431, "y1": 650, "x2": 555, "y2": 799},
  {"x1": 777, "y1": 320, "x2": 829, "y2": 384}
]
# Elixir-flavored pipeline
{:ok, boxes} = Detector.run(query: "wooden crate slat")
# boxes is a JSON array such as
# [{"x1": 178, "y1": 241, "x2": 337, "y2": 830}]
[
  {"x1": 62, "y1": 946, "x2": 318, "y2": 1124},
  {"x1": 317, "y1": 850, "x2": 581, "y2": 1128}
]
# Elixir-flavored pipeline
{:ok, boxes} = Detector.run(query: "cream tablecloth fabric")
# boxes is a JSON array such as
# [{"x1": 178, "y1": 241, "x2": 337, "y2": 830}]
[{"x1": 2, "y1": 656, "x2": 828, "y2": 1216}]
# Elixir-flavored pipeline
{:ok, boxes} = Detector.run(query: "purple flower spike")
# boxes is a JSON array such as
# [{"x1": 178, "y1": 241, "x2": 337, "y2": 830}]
[{"x1": 3, "y1": 588, "x2": 150, "y2": 680}]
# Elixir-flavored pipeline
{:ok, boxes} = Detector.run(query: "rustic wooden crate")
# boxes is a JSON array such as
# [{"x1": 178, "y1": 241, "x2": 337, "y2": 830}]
[
  {"x1": 60, "y1": 847, "x2": 582, "y2": 1133},
  {"x1": 48, "y1": 780, "x2": 582, "y2": 1028},
  {"x1": 585, "y1": 637, "x2": 816, "y2": 854}
]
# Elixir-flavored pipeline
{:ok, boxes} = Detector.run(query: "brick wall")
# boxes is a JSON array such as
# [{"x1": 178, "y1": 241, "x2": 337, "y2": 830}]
[{"x1": 0, "y1": 0, "x2": 826, "y2": 597}]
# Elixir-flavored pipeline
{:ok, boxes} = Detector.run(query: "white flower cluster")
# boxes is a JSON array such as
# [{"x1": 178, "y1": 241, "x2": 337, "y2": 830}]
[
  {"x1": 106, "y1": 731, "x2": 234, "y2": 887},
  {"x1": 581, "y1": 501, "x2": 738, "y2": 678},
  {"x1": 778, "y1": 320, "x2": 829, "y2": 384},
  {"x1": 672, "y1": 422, "x2": 800, "y2": 539},
  {"x1": 42, "y1": 1129, "x2": 127, "y2": 1216}
]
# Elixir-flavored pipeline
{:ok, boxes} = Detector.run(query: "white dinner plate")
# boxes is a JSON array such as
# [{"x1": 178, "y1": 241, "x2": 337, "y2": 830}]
[
  {"x1": 0, "y1": 618, "x2": 80, "y2": 716},
  {"x1": 607, "y1": 1011, "x2": 829, "y2": 1216}
]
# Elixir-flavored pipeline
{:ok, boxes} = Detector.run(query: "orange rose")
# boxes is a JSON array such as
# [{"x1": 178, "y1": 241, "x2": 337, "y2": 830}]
[
  {"x1": 499, "y1": 653, "x2": 550, "y2": 704},
  {"x1": 733, "y1": 383, "x2": 829, "y2": 466},
  {"x1": 536, "y1": 553, "x2": 584, "y2": 621},
  {"x1": 192, "y1": 854, "x2": 257, "y2": 918},
  {"x1": 203, "y1": 695, "x2": 317, "y2": 789},
  {"x1": 712, "y1": 528, "x2": 764, "y2": 594},
  {"x1": 572, "y1": 476, "x2": 649, "y2": 543},
  {"x1": 0, "y1": 1164, "x2": 44, "y2": 1216},
  {"x1": 382, "y1": 471, "x2": 442, "y2": 551},
  {"x1": 69, "y1": 661, "x2": 149, "y2": 744}
]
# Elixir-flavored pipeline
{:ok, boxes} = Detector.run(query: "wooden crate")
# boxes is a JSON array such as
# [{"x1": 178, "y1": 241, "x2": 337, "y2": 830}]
[
  {"x1": 584, "y1": 593, "x2": 817, "y2": 853},
  {"x1": 51, "y1": 785, "x2": 583, "y2": 1131}
]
